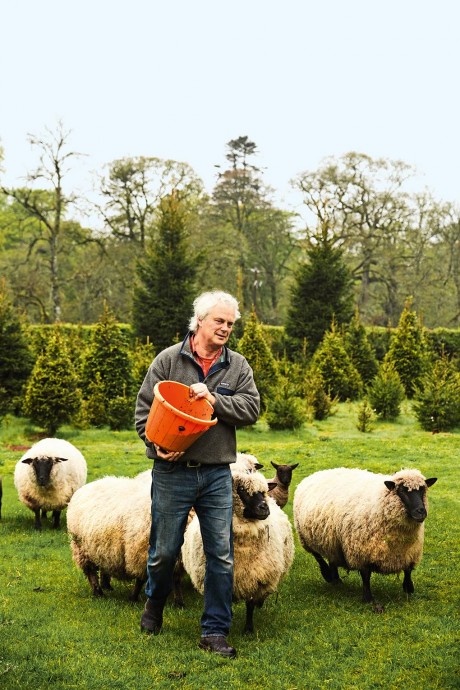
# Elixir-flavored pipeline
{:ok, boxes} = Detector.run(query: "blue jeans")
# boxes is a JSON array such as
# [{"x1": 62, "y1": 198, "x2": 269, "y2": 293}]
[{"x1": 146, "y1": 460, "x2": 234, "y2": 637}]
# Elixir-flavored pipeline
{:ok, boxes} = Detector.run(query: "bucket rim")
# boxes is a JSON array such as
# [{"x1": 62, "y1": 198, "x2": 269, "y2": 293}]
[{"x1": 154, "y1": 381, "x2": 218, "y2": 427}]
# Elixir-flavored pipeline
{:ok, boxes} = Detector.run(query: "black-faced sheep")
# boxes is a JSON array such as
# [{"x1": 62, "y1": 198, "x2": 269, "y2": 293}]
[
  {"x1": 293, "y1": 467, "x2": 437, "y2": 606},
  {"x1": 267, "y1": 461, "x2": 299, "y2": 508},
  {"x1": 67, "y1": 470, "x2": 152, "y2": 600},
  {"x1": 14, "y1": 438, "x2": 87, "y2": 530},
  {"x1": 180, "y1": 464, "x2": 294, "y2": 633}
]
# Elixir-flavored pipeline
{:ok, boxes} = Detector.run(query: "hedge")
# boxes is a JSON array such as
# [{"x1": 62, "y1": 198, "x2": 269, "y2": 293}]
[{"x1": 25, "y1": 323, "x2": 460, "y2": 364}]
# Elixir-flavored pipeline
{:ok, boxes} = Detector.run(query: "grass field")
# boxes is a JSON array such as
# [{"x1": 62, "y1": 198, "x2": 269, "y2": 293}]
[{"x1": 0, "y1": 403, "x2": 459, "y2": 690}]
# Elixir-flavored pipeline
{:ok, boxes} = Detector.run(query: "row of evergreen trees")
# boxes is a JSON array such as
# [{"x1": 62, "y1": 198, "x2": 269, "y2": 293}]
[
  {"x1": 1, "y1": 282, "x2": 460, "y2": 435},
  {"x1": 242, "y1": 299, "x2": 460, "y2": 433}
]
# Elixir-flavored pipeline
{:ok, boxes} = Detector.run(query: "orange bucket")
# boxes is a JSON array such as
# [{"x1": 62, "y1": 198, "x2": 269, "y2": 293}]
[{"x1": 145, "y1": 381, "x2": 218, "y2": 452}]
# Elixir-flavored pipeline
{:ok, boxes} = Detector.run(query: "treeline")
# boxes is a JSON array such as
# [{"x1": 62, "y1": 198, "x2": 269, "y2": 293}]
[
  {"x1": 1, "y1": 124, "x2": 460, "y2": 329},
  {"x1": 2, "y1": 286, "x2": 460, "y2": 436}
]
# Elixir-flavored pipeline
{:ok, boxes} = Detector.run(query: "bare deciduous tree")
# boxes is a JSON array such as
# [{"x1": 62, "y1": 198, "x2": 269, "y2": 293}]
[{"x1": 1, "y1": 121, "x2": 81, "y2": 322}]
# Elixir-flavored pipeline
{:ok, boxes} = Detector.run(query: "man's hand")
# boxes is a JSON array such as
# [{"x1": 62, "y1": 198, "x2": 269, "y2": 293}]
[
  {"x1": 154, "y1": 444, "x2": 184, "y2": 462},
  {"x1": 189, "y1": 383, "x2": 216, "y2": 406}
]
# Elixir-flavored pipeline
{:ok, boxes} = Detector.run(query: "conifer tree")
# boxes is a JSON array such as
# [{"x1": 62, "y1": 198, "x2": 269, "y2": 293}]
[
  {"x1": 344, "y1": 309, "x2": 378, "y2": 385},
  {"x1": 237, "y1": 309, "x2": 279, "y2": 413},
  {"x1": 303, "y1": 366, "x2": 334, "y2": 420},
  {"x1": 385, "y1": 297, "x2": 429, "y2": 398},
  {"x1": 81, "y1": 305, "x2": 134, "y2": 411},
  {"x1": 285, "y1": 232, "x2": 354, "y2": 358},
  {"x1": 311, "y1": 322, "x2": 363, "y2": 401},
  {"x1": 356, "y1": 399, "x2": 376, "y2": 432},
  {"x1": 0, "y1": 281, "x2": 34, "y2": 417},
  {"x1": 367, "y1": 360, "x2": 405, "y2": 420},
  {"x1": 413, "y1": 353, "x2": 460, "y2": 431},
  {"x1": 132, "y1": 193, "x2": 198, "y2": 351},
  {"x1": 76, "y1": 373, "x2": 108, "y2": 428},
  {"x1": 265, "y1": 379, "x2": 305, "y2": 430},
  {"x1": 23, "y1": 328, "x2": 81, "y2": 435}
]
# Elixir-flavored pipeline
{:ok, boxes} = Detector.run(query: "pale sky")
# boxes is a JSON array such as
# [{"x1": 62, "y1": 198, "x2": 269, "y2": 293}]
[{"x1": 1, "y1": 0, "x2": 459, "y2": 219}]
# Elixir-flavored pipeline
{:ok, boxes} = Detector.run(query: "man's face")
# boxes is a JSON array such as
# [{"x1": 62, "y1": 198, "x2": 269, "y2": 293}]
[{"x1": 198, "y1": 304, "x2": 235, "y2": 350}]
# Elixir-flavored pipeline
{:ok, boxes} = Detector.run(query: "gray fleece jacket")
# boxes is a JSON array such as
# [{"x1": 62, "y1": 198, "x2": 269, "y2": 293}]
[{"x1": 135, "y1": 333, "x2": 260, "y2": 465}]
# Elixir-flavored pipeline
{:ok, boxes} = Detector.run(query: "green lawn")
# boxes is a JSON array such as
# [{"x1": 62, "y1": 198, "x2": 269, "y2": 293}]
[{"x1": 0, "y1": 404, "x2": 458, "y2": 690}]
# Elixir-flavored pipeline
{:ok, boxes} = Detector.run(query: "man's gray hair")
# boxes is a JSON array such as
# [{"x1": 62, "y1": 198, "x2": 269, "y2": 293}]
[{"x1": 189, "y1": 291, "x2": 241, "y2": 333}]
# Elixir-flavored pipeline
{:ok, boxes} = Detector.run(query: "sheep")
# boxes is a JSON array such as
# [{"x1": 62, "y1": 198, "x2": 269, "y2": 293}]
[
  {"x1": 293, "y1": 467, "x2": 437, "y2": 606},
  {"x1": 180, "y1": 464, "x2": 294, "y2": 633},
  {"x1": 267, "y1": 461, "x2": 299, "y2": 508},
  {"x1": 67, "y1": 469, "x2": 152, "y2": 601},
  {"x1": 13, "y1": 438, "x2": 87, "y2": 530},
  {"x1": 234, "y1": 451, "x2": 264, "y2": 473}
]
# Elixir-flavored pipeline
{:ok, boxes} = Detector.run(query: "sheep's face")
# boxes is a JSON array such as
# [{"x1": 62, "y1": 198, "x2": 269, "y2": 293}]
[
  {"x1": 384, "y1": 476, "x2": 437, "y2": 523},
  {"x1": 235, "y1": 484, "x2": 270, "y2": 520},
  {"x1": 22, "y1": 456, "x2": 68, "y2": 487},
  {"x1": 271, "y1": 461, "x2": 299, "y2": 486},
  {"x1": 232, "y1": 470, "x2": 270, "y2": 520}
]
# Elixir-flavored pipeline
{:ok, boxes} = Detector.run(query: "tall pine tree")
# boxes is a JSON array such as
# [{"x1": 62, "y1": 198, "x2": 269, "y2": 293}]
[
  {"x1": 285, "y1": 232, "x2": 354, "y2": 358},
  {"x1": 132, "y1": 193, "x2": 198, "y2": 351},
  {"x1": 385, "y1": 297, "x2": 429, "y2": 398}
]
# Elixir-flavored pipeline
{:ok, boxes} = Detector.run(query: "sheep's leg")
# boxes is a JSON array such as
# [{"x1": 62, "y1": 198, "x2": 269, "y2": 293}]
[
  {"x1": 100, "y1": 571, "x2": 113, "y2": 591},
  {"x1": 244, "y1": 601, "x2": 256, "y2": 634},
  {"x1": 129, "y1": 576, "x2": 146, "y2": 602},
  {"x1": 41, "y1": 509, "x2": 47, "y2": 521},
  {"x1": 172, "y1": 559, "x2": 185, "y2": 608},
  {"x1": 311, "y1": 550, "x2": 336, "y2": 583},
  {"x1": 51, "y1": 510, "x2": 61, "y2": 529},
  {"x1": 82, "y1": 562, "x2": 104, "y2": 596},
  {"x1": 402, "y1": 567, "x2": 414, "y2": 595},
  {"x1": 328, "y1": 562, "x2": 341, "y2": 583},
  {"x1": 359, "y1": 566, "x2": 373, "y2": 603},
  {"x1": 33, "y1": 508, "x2": 42, "y2": 530}
]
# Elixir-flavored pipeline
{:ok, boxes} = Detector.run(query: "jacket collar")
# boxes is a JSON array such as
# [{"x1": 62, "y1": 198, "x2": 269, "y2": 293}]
[{"x1": 180, "y1": 332, "x2": 230, "y2": 365}]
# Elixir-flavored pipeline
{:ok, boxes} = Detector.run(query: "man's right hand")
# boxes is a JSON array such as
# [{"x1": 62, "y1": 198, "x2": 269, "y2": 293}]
[{"x1": 154, "y1": 444, "x2": 184, "y2": 462}]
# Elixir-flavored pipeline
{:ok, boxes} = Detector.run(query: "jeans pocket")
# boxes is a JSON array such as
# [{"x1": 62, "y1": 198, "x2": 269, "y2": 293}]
[{"x1": 153, "y1": 459, "x2": 177, "y2": 475}]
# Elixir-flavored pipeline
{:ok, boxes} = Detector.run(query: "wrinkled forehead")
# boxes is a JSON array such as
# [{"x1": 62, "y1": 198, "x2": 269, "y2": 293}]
[{"x1": 205, "y1": 303, "x2": 236, "y2": 321}]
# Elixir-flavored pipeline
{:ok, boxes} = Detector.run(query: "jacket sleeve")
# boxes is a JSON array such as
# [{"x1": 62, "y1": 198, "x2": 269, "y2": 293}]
[{"x1": 212, "y1": 359, "x2": 260, "y2": 428}]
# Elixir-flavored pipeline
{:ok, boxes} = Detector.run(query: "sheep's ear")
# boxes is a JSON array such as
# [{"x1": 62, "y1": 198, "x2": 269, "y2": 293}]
[
  {"x1": 21, "y1": 457, "x2": 33, "y2": 465},
  {"x1": 271, "y1": 461, "x2": 279, "y2": 469},
  {"x1": 267, "y1": 482, "x2": 278, "y2": 492},
  {"x1": 54, "y1": 457, "x2": 69, "y2": 463},
  {"x1": 425, "y1": 477, "x2": 437, "y2": 487},
  {"x1": 290, "y1": 463, "x2": 299, "y2": 470},
  {"x1": 255, "y1": 462, "x2": 264, "y2": 470},
  {"x1": 384, "y1": 480, "x2": 396, "y2": 491}
]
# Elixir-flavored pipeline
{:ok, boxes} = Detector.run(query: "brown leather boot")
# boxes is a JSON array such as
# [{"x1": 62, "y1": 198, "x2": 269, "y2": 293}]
[
  {"x1": 199, "y1": 636, "x2": 237, "y2": 658},
  {"x1": 140, "y1": 598, "x2": 164, "y2": 635}
]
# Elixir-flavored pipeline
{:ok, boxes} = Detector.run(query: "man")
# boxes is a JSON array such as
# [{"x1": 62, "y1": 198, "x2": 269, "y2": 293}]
[{"x1": 135, "y1": 290, "x2": 260, "y2": 658}]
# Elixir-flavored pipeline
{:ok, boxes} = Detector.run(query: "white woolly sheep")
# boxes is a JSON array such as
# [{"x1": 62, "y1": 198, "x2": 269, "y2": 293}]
[
  {"x1": 14, "y1": 438, "x2": 87, "y2": 530},
  {"x1": 67, "y1": 469, "x2": 152, "y2": 600},
  {"x1": 234, "y1": 451, "x2": 264, "y2": 473},
  {"x1": 180, "y1": 464, "x2": 294, "y2": 633},
  {"x1": 293, "y1": 467, "x2": 437, "y2": 606},
  {"x1": 267, "y1": 461, "x2": 299, "y2": 508}
]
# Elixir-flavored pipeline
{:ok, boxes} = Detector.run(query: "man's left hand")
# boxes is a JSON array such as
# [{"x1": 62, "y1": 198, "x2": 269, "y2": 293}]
[{"x1": 189, "y1": 383, "x2": 216, "y2": 406}]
